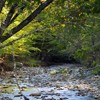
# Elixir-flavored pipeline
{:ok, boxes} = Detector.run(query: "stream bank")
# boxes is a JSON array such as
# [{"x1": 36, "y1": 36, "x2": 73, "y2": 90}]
[{"x1": 0, "y1": 64, "x2": 100, "y2": 100}]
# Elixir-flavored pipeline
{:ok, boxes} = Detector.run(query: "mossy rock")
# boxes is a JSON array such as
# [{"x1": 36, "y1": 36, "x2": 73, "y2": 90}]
[
  {"x1": 50, "y1": 70, "x2": 57, "y2": 75},
  {"x1": 92, "y1": 65, "x2": 100, "y2": 75}
]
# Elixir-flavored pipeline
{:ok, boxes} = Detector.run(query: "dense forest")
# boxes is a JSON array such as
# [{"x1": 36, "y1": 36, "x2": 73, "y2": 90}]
[{"x1": 0, "y1": 0, "x2": 100, "y2": 72}]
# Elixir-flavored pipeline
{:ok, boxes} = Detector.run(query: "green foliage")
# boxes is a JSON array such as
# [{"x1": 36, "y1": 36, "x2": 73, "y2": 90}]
[
  {"x1": 59, "y1": 68, "x2": 68, "y2": 74},
  {"x1": 92, "y1": 65, "x2": 100, "y2": 75},
  {"x1": 24, "y1": 58, "x2": 41, "y2": 67},
  {"x1": 93, "y1": 0, "x2": 100, "y2": 13},
  {"x1": 0, "y1": 0, "x2": 100, "y2": 68},
  {"x1": 72, "y1": 0, "x2": 100, "y2": 13},
  {"x1": 7, "y1": 0, "x2": 41, "y2": 5},
  {"x1": 50, "y1": 68, "x2": 68, "y2": 75},
  {"x1": 7, "y1": 0, "x2": 20, "y2": 5}
]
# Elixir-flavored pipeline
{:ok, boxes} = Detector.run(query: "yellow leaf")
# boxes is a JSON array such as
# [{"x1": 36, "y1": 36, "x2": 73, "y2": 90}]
[{"x1": 61, "y1": 24, "x2": 65, "y2": 27}]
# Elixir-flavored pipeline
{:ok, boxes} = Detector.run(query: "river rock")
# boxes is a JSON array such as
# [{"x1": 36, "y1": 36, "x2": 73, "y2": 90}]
[
  {"x1": 0, "y1": 78, "x2": 3, "y2": 82},
  {"x1": 94, "y1": 95, "x2": 100, "y2": 100},
  {"x1": 29, "y1": 92, "x2": 41, "y2": 96},
  {"x1": 0, "y1": 97, "x2": 13, "y2": 100},
  {"x1": 50, "y1": 70, "x2": 57, "y2": 75}
]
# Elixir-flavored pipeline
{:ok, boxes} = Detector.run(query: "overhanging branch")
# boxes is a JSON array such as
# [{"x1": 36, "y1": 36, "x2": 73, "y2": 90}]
[
  {"x1": 0, "y1": 3, "x2": 18, "y2": 36},
  {"x1": 0, "y1": 0, "x2": 54, "y2": 43},
  {"x1": 0, "y1": 21, "x2": 76, "y2": 49},
  {"x1": 9, "y1": 4, "x2": 26, "y2": 25}
]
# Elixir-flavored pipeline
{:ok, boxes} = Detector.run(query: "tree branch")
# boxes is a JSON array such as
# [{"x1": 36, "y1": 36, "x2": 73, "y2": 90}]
[
  {"x1": 0, "y1": 21, "x2": 76, "y2": 49},
  {"x1": 0, "y1": 0, "x2": 6, "y2": 35},
  {"x1": 0, "y1": 3, "x2": 18, "y2": 35},
  {"x1": 9, "y1": 4, "x2": 26, "y2": 25},
  {"x1": 0, "y1": 0, "x2": 54, "y2": 43},
  {"x1": 0, "y1": 0, "x2": 6, "y2": 13},
  {"x1": 4, "y1": 4, "x2": 18, "y2": 27}
]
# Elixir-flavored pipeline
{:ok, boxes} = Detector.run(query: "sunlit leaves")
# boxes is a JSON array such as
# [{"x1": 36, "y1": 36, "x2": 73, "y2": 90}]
[{"x1": 0, "y1": 0, "x2": 100, "y2": 66}]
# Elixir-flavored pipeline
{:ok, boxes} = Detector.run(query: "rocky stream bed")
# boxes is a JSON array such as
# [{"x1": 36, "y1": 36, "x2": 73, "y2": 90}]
[{"x1": 0, "y1": 64, "x2": 100, "y2": 100}]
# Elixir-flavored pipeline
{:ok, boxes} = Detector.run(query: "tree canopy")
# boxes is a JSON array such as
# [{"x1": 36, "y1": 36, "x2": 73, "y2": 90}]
[{"x1": 0, "y1": 0, "x2": 100, "y2": 67}]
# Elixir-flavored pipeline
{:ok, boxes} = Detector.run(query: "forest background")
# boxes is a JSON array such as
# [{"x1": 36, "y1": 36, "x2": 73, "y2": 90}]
[{"x1": 0, "y1": 0, "x2": 100, "y2": 74}]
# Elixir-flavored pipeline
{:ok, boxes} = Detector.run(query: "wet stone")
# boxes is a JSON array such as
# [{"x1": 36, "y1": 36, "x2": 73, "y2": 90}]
[
  {"x1": 0, "y1": 78, "x2": 3, "y2": 82},
  {"x1": 60, "y1": 97, "x2": 68, "y2": 100},
  {"x1": 76, "y1": 91, "x2": 86, "y2": 96},
  {"x1": 29, "y1": 92, "x2": 41, "y2": 96},
  {"x1": 0, "y1": 97, "x2": 13, "y2": 100}
]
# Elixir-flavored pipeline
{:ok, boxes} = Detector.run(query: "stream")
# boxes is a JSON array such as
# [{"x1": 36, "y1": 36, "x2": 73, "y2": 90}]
[{"x1": 0, "y1": 64, "x2": 100, "y2": 100}]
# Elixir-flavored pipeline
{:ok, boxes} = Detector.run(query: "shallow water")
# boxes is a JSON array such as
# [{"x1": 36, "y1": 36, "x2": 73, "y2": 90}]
[
  {"x1": 0, "y1": 64, "x2": 97, "y2": 100},
  {"x1": 0, "y1": 85, "x2": 94, "y2": 100}
]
